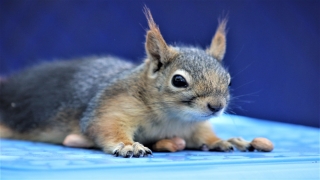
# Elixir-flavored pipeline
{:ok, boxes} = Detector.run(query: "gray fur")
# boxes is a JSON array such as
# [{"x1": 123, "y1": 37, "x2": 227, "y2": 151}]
[{"x1": 0, "y1": 56, "x2": 136, "y2": 132}]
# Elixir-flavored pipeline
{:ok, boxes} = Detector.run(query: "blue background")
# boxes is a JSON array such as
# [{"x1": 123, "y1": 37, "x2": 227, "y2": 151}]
[{"x1": 0, "y1": 0, "x2": 319, "y2": 127}]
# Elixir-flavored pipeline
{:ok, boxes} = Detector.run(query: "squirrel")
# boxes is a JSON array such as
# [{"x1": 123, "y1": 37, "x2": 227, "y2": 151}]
[{"x1": 0, "y1": 8, "x2": 252, "y2": 157}]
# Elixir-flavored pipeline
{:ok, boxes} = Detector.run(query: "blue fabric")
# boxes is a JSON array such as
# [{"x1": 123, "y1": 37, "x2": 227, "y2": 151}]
[
  {"x1": 1, "y1": 115, "x2": 319, "y2": 179},
  {"x1": 0, "y1": 1, "x2": 319, "y2": 127}
]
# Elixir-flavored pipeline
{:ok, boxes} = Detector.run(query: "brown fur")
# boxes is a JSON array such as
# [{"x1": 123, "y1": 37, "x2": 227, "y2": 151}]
[
  {"x1": 88, "y1": 93, "x2": 146, "y2": 154},
  {"x1": 207, "y1": 18, "x2": 228, "y2": 61},
  {"x1": 144, "y1": 7, "x2": 178, "y2": 77}
]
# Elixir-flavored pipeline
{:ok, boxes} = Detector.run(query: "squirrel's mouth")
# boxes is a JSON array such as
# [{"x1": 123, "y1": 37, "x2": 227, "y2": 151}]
[
  {"x1": 189, "y1": 112, "x2": 221, "y2": 121},
  {"x1": 201, "y1": 109, "x2": 224, "y2": 118},
  {"x1": 170, "y1": 107, "x2": 225, "y2": 121},
  {"x1": 201, "y1": 113, "x2": 219, "y2": 118}
]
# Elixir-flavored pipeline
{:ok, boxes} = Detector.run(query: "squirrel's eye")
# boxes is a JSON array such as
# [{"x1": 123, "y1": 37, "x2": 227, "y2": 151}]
[
  {"x1": 172, "y1": 75, "x2": 188, "y2": 88},
  {"x1": 228, "y1": 80, "x2": 232, "y2": 87}
]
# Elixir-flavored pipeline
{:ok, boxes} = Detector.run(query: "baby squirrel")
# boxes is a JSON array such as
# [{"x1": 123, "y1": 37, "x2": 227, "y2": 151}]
[{"x1": 0, "y1": 8, "x2": 251, "y2": 157}]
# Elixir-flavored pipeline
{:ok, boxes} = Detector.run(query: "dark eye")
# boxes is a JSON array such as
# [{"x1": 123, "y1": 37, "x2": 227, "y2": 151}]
[
  {"x1": 172, "y1": 75, "x2": 188, "y2": 88},
  {"x1": 228, "y1": 80, "x2": 232, "y2": 87}
]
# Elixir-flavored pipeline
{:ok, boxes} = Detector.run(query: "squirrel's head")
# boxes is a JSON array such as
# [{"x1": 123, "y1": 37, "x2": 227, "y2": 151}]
[{"x1": 143, "y1": 8, "x2": 230, "y2": 122}]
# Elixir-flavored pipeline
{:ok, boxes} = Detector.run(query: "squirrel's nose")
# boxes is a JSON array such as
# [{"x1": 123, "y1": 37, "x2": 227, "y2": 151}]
[{"x1": 207, "y1": 103, "x2": 222, "y2": 113}]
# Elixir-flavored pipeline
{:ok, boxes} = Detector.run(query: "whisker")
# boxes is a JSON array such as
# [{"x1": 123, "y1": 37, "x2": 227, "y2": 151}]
[
  {"x1": 230, "y1": 80, "x2": 255, "y2": 90},
  {"x1": 231, "y1": 90, "x2": 261, "y2": 99},
  {"x1": 231, "y1": 62, "x2": 254, "y2": 79},
  {"x1": 228, "y1": 44, "x2": 245, "y2": 65}
]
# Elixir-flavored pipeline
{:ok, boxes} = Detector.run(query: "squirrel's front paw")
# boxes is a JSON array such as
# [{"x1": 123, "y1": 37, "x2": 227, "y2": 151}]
[
  {"x1": 205, "y1": 140, "x2": 234, "y2": 152},
  {"x1": 112, "y1": 142, "x2": 152, "y2": 158},
  {"x1": 202, "y1": 137, "x2": 252, "y2": 152},
  {"x1": 227, "y1": 137, "x2": 252, "y2": 152}
]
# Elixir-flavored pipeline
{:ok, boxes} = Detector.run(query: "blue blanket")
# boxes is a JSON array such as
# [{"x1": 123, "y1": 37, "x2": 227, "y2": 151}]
[{"x1": 1, "y1": 114, "x2": 319, "y2": 179}]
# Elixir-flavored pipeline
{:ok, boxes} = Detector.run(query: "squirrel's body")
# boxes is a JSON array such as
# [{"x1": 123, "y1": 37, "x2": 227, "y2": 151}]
[
  {"x1": 0, "y1": 8, "x2": 251, "y2": 157},
  {"x1": 0, "y1": 57, "x2": 135, "y2": 143}
]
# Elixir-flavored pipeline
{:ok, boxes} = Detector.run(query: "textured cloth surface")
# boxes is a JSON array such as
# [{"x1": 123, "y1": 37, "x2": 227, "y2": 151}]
[{"x1": 1, "y1": 114, "x2": 319, "y2": 179}]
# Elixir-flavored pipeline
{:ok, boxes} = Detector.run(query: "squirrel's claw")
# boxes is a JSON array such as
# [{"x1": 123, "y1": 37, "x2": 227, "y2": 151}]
[{"x1": 111, "y1": 142, "x2": 152, "y2": 158}]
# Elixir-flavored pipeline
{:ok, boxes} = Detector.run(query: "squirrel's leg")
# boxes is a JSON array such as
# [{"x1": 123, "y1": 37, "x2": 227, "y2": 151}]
[
  {"x1": 62, "y1": 134, "x2": 95, "y2": 148},
  {"x1": 152, "y1": 137, "x2": 186, "y2": 152},
  {"x1": 0, "y1": 124, "x2": 14, "y2": 139},
  {"x1": 186, "y1": 121, "x2": 251, "y2": 152},
  {"x1": 86, "y1": 115, "x2": 152, "y2": 158}
]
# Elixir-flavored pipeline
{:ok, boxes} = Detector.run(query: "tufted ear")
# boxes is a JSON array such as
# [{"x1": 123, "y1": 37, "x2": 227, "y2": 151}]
[
  {"x1": 207, "y1": 18, "x2": 228, "y2": 61},
  {"x1": 144, "y1": 7, "x2": 177, "y2": 77}
]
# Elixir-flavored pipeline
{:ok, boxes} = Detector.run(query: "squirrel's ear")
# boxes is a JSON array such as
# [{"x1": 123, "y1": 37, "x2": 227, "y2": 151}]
[
  {"x1": 207, "y1": 18, "x2": 227, "y2": 61},
  {"x1": 144, "y1": 7, "x2": 177, "y2": 76}
]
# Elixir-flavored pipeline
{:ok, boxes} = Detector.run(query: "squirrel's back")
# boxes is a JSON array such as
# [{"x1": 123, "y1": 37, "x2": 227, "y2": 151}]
[{"x1": 0, "y1": 56, "x2": 135, "y2": 135}]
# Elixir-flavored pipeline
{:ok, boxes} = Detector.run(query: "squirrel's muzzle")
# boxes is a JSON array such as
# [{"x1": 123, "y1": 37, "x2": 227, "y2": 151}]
[{"x1": 207, "y1": 103, "x2": 223, "y2": 114}]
